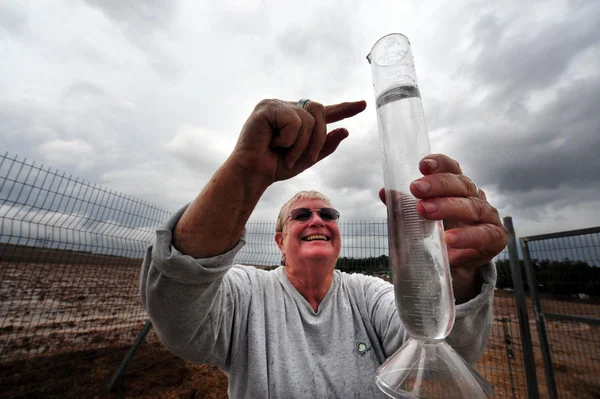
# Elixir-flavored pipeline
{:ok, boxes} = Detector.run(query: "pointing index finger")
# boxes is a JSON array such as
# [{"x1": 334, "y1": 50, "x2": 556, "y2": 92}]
[{"x1": 325, "y1": 101, "x2": 367, "y2": 124}]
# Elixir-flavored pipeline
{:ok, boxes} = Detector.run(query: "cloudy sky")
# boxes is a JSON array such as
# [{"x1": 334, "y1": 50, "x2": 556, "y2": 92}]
[{"x1": 2, "y1": 0, "x2": 599, "y2": 238}]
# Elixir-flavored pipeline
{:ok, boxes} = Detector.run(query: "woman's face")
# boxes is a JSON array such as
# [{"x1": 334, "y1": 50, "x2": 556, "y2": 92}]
[{"x1": 276, "y1": 198, "x2": 341, "y2": 267}]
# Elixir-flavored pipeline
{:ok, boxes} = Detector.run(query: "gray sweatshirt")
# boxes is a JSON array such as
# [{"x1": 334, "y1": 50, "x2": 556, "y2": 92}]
[{"x1": 140, "y1": 206, "x2": 496, "y2": 398}]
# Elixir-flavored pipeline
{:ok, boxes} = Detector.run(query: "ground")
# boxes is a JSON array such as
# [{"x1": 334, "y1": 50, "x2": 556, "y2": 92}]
[
  {"x1": 1, "y1": 259, "x2": 599, "y2": 398},
  {"x1": 1, "y1": 342, "x2": 228, "y2": 399}
]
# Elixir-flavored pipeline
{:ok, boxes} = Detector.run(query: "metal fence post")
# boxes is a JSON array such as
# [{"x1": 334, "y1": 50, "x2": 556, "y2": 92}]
[
  {"x1": 503, "y1": 217, "x2": 539, "y2": 399},
  {"x1": 107, "y1": 319, "x2": 153, "y2": 392},
  {"x1": 520, "y1": 238, "x2": 558, "y2": 399}
]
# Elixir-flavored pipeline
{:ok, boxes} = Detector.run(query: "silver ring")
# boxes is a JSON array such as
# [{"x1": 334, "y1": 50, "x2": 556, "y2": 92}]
[{"x1": 297, "y1": 99, "x2": 311, "y2": 110}]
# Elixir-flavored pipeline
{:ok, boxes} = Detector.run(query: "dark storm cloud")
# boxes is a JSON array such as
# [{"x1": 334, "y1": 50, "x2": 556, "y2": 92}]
[
  {"x1": 442, "y1": 72, "x2": 600, "y2": 198},
  {"x1": 422, "y1": 0, "x2": 600, "y2": 216},
  {"x1": 490, "y1": 77, "x2": 600, "y2": 192},
  {"x1": 469, "y1": 1, "x2": 600, "y2": 99}
]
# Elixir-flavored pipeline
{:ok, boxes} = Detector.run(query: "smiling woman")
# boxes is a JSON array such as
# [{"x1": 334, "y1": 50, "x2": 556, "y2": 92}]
[
  {"x1": 274, "y1": 192, "x2": 343, "y2": 310},
  {"x1": 140, "y1": 97, "x2": 502, "y2": 398}
]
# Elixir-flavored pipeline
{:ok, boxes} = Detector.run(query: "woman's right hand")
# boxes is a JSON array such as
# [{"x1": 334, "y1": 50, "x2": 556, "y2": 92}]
[{"x1": 230, "y1": 99, "x2": 366, "y2": 184}]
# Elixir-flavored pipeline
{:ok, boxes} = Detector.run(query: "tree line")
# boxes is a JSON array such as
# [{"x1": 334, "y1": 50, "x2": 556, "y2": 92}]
[
  {"x1": 335, "y1": 255, "x2": 599, "y2": 297},
  {"x1": 336, "y1": 255, "x2": 390, "y2": 275},
  {"x1": 495, "y1": 258, "x2": 599, "y2": 297}
]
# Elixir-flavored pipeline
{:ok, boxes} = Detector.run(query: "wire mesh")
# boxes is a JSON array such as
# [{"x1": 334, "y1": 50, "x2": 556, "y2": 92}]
[
  {"x1": 523, "y1": 229, "x2": 600, "y2": 398},
  {"x1": 0, "y1": 153, "x2": 172, "y2": 397},
  {"x1": 472, "y1": 248, "x2": 528, "y2": 398},
  {"x1": 4, "y1": 151, "x2": 596, "y2": 397}
]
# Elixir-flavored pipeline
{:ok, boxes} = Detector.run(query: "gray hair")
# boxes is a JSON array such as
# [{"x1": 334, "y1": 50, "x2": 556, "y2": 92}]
[{"x1": 275, "y1": 190, "x2": 333, "y2": 233}]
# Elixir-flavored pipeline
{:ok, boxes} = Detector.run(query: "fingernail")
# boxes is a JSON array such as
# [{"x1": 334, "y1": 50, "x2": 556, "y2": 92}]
[
  {"x1": 423, "y1": 159, "x2": 438, "y2": 170},
  {"x1": 412, "y1": 181, "x2": 431, "y2": 194},
  {"x1": 421, "y1": 201, "x2": 438, "y2": 213},
  {"x1": 446, "y1": 233, "x2": 459, "y2": 245}
]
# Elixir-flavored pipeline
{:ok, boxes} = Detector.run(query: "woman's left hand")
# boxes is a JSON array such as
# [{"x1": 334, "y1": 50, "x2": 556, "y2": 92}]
[
  {"x1": 378, "y1": 154, "x2": 508, "y2": 301},
  {"x1": 408, "y1": 154, "x2": 507, "y2": 268}
]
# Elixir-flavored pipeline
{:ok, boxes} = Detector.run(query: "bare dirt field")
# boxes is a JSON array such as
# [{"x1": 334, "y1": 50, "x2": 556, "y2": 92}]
[
  {"x1": 1, "y1": 260, "x2": 599, "y2": 398},
  {"x1": 482, "y1": 291, "x2": 600, "y2": 398}
]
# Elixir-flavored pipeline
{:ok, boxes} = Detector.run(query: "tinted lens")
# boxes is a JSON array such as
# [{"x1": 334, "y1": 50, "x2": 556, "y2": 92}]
[
  {"x1": 318, "y1": 208, "x2": 339, "y2": 221},
  {"x1": 289, "y1": 208, "x2": 340, "y2": 222},
  {"x1": 289, "y1": 208, "x2": 313, "y2": 221}
]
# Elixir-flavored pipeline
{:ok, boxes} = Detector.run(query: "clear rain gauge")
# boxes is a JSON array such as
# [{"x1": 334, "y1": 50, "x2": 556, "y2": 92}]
[{"x1": 367, "y1": 33, "x2": 493, "y2": 399}]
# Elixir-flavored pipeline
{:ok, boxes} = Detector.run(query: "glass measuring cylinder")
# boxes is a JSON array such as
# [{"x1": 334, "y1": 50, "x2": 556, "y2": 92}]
[
  {"x1": 369, "y1": 33, "x2": 454, "y2": 341},
  {"x1": 368, "y1": 33, "x2": 492, "y2": 398}
]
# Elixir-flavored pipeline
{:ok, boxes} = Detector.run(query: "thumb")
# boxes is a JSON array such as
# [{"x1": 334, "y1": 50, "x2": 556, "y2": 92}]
[
  {"x1": 314, "y1": 128, "x2": 349, "y2": 163},
  {"x1": 378, "y1": 188, "x2": 386, "y2": 205}
]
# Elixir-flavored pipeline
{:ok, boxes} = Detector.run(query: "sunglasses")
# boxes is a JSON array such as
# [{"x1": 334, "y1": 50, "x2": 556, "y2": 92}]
[{"x1": 286, "y1": 207, "x2": 340, "y2": 223}]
